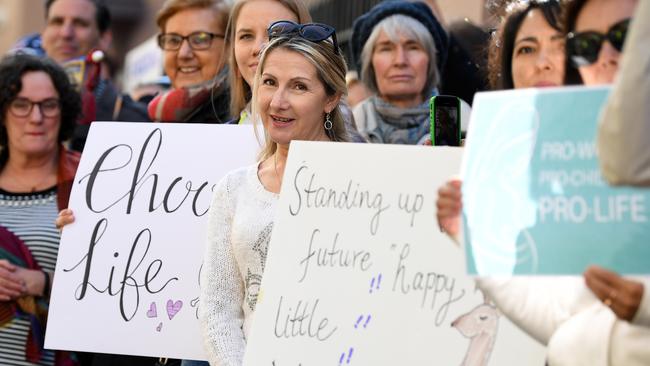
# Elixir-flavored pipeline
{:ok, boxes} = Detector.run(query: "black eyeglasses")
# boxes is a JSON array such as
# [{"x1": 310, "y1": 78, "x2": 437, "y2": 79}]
[
  {"x1": 567, "y1": 18, "x2": 631, "y2": 67},
  {"x1": 267, "y1": 20, "x2": 339, "y2": 54},
  {"x1": 157, "y1": 31, "x2": 224, "y2": 51},
  {"x1": 9, "y1": 97, "x2": 60, "y2": 118}
]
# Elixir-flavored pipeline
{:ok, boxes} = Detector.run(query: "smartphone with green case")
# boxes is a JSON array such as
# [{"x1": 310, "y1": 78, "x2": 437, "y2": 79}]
[{"x1": 430, "y1": 95, "x2": 461, "y2": 146}]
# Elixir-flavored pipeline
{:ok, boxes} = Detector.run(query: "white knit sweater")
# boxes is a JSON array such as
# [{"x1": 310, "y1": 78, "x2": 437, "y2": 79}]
[
  {"x1": 200, "y1": 164, "x2": 278, "y2": 366},
  {"x1": 477, "y1": 276, "x2": 650, "y2": 366}
]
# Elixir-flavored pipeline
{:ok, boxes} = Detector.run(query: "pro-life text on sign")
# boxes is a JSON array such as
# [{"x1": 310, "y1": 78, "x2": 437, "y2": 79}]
[{"x1": 461, "y1": 86, "x2": 650, "y2": 275}]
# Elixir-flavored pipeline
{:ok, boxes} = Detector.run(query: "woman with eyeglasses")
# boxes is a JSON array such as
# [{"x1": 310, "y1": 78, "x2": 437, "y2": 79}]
[
  {"x1": 199, "y1": 23, "x2": 349, "y2": 366},
  {"x1": 147, "y1": 0, "x2": 231, "y2": 123},
  {"x1": 350, "y1": 1, "x2": 448, "y2": 145},
  {"x1": 438, "y1": 0, "x2": 649, "y2": 364},
  {"x1": 0, "y1": 54, "x2": 81, "y2": 366}
]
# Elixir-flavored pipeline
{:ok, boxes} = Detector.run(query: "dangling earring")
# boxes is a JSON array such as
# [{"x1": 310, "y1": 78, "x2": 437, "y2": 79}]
[{"x1": 324, "y1": 112, "x2": 333, "y2": 130}]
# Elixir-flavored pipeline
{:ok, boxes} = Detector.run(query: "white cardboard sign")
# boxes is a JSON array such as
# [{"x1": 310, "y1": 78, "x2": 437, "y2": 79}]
[
  {"x1": 46, "y1": 122, "x2": 258, "y2": 360},
  {"x1": 244, "y1": 141, "x2": 546, "y2": 365}
]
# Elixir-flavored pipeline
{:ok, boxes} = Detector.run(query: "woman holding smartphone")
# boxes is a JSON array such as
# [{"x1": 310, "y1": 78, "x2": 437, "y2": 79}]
[{"x1": 437, "y1": 0, "x2": 648, "y2": 364}]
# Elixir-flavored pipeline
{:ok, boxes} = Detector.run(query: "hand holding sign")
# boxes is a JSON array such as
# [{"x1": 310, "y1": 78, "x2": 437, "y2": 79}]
[
  {"x1": 436, "y1": 178, "x2": 462, "y2": 238},
  {"x1": 584, "y1": 265, "x2": 644, "y2": 321},
  {"x1": 55, "y1": 209, "x2": 75, "y2": 231}
]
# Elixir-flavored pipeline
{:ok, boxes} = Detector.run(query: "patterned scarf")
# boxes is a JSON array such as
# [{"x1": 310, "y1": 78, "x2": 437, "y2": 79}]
[
  {"x1": 147, "y1": 69, "x2": 227, "y2": 122},
  {"x1": 367, "y1": 96, "x2": 431, "y2": 144},
  {"x1": 0, "y1": 229, "x2": 78, "y2": 366},
  {"x1": 0, "y1": 146, "x2": 80, "y2": 366},
  {"x1": 0, "y1": 226, "x2": 75, "y2": 365},
  {"x1": 147, "y1": 82, "x2": 211, "y2": 122}
]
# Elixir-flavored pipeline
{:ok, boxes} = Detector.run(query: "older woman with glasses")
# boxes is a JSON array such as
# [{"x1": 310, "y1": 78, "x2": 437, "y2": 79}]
[
  {"x1": 199, "y1": 21, "x2": 349, "y2": 366},
  {"x1": 147, "y1": 0, "x2": 231, "y2": 123},
  {"x1": 0, "y1": 54, "x2": 81, "y2": 366}
]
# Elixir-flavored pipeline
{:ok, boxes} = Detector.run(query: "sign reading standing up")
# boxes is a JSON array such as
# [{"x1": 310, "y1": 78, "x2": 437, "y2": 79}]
[
  {"x1": 45, "y1": 123, "x2": 258, "y2": 360},
  {"x1": 243, "y1": 142, "x2": 545, "y2": 365}
]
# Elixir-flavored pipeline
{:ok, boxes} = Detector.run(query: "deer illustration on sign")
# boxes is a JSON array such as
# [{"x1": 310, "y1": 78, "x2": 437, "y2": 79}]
[{"x1": 451, "y1": 290, "x2": 500, "y2": 366}]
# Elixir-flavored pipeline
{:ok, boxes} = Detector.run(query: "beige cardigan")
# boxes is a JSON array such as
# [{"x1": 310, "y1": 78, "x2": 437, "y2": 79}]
[{"x1": 597, "y1": 0, "x2": 650, "y2": 186}]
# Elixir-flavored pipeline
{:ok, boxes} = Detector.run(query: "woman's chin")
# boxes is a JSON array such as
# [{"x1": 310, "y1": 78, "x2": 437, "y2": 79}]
[
  {"x1": 268, "y1": 130, "x2": 292, "y2": 147},
  {"x1": 171, "y1": 75, "x2": 209, "y2": 89}
]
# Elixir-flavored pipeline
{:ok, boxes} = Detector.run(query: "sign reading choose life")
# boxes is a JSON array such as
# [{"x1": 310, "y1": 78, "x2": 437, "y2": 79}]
[
  {"x1": 244, "y1": 142, "x2": 545, "y2": 365},
  {"x1": 45, "y1": 123, "x2": 258, "y2": 360}
]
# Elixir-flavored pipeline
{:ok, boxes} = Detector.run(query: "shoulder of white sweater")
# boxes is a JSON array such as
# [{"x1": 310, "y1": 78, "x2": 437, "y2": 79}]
[
  {"x1": 210, "y1": 164, "x2": 257, "y2": 204},
  {"x1": 224, "y1": 164, "x2": 255, "y2": 183},
  {"x1": 631, "y1": 277, "x2": 650, "y2": 327}
]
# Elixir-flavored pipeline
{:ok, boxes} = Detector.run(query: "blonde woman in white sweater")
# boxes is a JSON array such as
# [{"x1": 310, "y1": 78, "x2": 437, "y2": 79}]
[{"x1": 199, "y1": 25, "x2": 350, "y2": 366}]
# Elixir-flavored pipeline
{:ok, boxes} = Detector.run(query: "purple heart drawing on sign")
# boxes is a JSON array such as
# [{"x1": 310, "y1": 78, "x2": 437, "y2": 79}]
[
  {"x1": 156, "y1": 322, "x2": 162, "y2": 332},
  {"x1": 146, "y1": 302, "x2": 157, "y2": 318},
  {"x1": 167, "y1": 299, "x2": 183, "y2": 320}
]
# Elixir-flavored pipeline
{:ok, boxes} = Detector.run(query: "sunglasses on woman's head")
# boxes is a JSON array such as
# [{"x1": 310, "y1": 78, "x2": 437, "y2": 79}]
[
  {"x1": 567, "y1": 18, "x2": 631, "y2": 67},
  {"x1": 267, "y1": 20, "x2": 340, "y2": 54}
]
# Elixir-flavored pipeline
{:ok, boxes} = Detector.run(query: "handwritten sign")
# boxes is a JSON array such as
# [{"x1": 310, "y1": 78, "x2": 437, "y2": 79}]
[
  {"x1": 45, "y1": 122, "x2": 258, "y2": 359},
  {"x1": 243, "y1": 142, "x2": 545, "y2": 365},
  {"x1": 462, "y1": 87, "x2": 650, "y2": 275},
  {"x1": 123, "y1": 36, "x2": 164, "y2": 93}
]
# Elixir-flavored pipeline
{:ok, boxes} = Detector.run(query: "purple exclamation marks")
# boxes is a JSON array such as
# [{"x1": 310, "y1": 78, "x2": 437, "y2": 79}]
[
  {"x1": 363, "y1": 315, "x2": 371, "y2": 328},
  {"x1": 354, "y1": 315, "x2": 363, "y2": 328},
  {"x1": 338, "y1": 348, "x2": 354, "y2": 365},
  {"x1": 354, "y1": 315, "x2": 371, "y2": 329},
  {"x1": 369, "y1": 274, "x2": 382, "y2": 293}
]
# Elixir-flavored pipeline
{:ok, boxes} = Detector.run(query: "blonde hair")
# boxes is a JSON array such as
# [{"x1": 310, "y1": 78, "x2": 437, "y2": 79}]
[
  {"x1": 251, "y1": 35, "x2": 350, "y2": 161},
  {"x1": 225, "y1": 0, "x2": 311, "y2": 117}
]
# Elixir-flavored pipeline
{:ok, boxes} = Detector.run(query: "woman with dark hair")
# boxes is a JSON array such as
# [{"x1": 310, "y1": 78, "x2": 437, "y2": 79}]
[
  {"x1": 0, "y1": 54, "x2": 81, "y2": 365},
  {"x1": 438, "y1": 0, "x2": 648, "y2": 364},
  {"x1": 487, "y1": 0, "x2": 564, "y2": 89},
  {"x1": 435, "y1": 0, "x2": 564, "y2": 234},
  {"x1": 563, "y1": 0, "x2": 636, "y2": 85}
]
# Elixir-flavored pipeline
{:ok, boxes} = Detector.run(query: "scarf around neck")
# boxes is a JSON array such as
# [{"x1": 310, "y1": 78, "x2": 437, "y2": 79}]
[
  {"x1": 147, "y1": 68, "x2": 227, "y2": 122},
  {"x1": 368, "y1": 96, "x2": 431, "y2": 144}
]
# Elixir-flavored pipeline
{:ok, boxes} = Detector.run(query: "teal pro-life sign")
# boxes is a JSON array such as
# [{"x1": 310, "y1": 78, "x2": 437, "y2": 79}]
[{"x1": 462, "y1": 87, "x2": 650, "y2": 275}]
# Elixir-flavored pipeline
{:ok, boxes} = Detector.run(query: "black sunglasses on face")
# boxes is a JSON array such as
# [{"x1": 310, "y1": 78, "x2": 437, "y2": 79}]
[
  {"x1": 567, "y1": 18, "x2": 631, "y2": 67},
  {"x1": 157, "y1": 31, "x2": 224, "y2": 51},
  {"x1": 267, "y1": 20, "x2": 340, "y2": 54}
]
